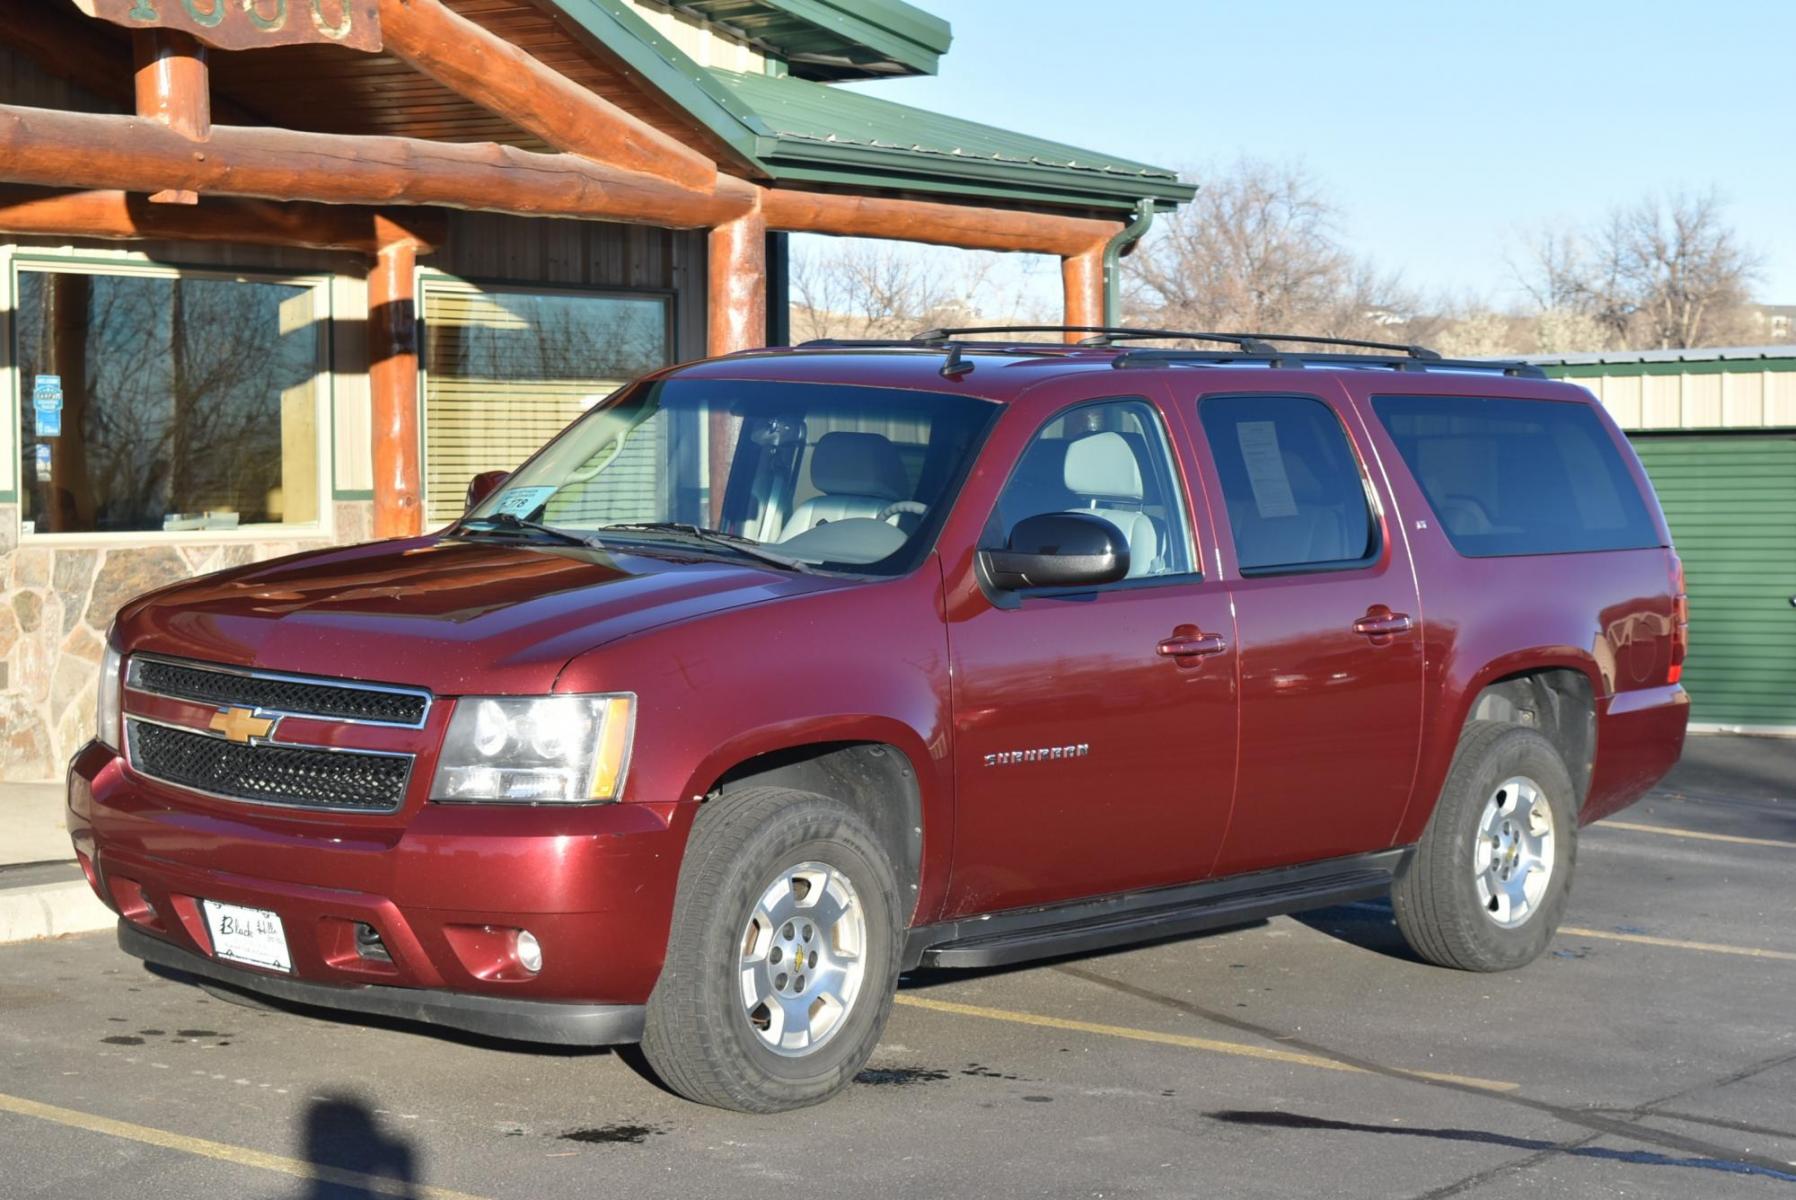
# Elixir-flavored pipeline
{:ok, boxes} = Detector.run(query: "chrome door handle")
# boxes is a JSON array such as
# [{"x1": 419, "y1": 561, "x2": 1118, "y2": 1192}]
[
  {"x1": 1157, "y1": 632, "x2": 1228, "y2": 658},
  {"x1": 1353, "y1": 611, "x2": 1413, "y2": 637}
]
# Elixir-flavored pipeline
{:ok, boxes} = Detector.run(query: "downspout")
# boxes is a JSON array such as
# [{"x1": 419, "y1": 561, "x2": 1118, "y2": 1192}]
[{"x1": 1102, "y1": 198, "x2": 1157, "y2": 327}]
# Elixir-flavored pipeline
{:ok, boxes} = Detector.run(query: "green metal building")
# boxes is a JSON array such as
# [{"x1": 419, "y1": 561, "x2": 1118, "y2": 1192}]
[{"x1": 1531, "y1": 347, "x2": 1796, "y2": 734}]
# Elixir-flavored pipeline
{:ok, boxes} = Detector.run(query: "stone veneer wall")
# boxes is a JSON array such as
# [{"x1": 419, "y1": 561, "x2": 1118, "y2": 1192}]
[{"x1": 0, "y1": 500, "x2": 373, "y2": 781}]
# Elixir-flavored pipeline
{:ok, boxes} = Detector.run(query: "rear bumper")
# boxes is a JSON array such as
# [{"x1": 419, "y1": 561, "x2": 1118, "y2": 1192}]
[
  {"x1": 120, "y1": 921, "x2": 644, "y2": 1045},
  {"x1": 1585, "y1": 683, "x2": 1690, "y2": 823}
]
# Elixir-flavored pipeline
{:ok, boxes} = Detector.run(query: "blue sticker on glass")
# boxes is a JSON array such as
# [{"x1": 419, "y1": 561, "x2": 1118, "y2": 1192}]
[
  {"x1": 32, "y1": 374, "x2": 63, "y2": 438},
  {"x1": 491, "y1": 486, "x2": 557, "y2": 517},
  {"x1": 34, "y1": 443, "x2": 52, "y2": 482}
]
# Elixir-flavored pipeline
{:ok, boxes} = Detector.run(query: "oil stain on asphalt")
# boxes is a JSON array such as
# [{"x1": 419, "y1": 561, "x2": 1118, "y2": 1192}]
[
  {"x1": 855, "y1": 1066, "x2": 950, "y2": 1087},
  {"x1": 561, "y1": 1124, "x2": 667, "y2": 1146}
]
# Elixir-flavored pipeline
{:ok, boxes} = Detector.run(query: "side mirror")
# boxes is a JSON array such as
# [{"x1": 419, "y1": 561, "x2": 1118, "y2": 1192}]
[
  {"x1": 465, "y1": 470, "x2": 509, "y2": 511},
  {"x1": 978, "y1": 512, "x2": 1130, "y2": 591}
]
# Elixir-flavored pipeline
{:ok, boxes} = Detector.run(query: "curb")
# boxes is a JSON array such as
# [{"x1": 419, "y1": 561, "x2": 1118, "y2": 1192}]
[{"x1": 0, "y1": 882, "x2": 114, "y2": 944}]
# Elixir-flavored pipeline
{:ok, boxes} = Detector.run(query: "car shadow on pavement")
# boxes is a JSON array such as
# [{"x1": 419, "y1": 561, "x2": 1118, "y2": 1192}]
[
  {"x1": 295, "y1": 1094, "x2": 423, "y2": 1200},
  {"x1": 1286, "y1": 898, "x2": 1427, "y2": 964},
  {"x1": 1209, "y1": 1110, "x2": 1796, "y2": 1185}
]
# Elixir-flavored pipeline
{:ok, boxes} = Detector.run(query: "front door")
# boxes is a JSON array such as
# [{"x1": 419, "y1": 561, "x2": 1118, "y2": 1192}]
[
  {"x1": 1185, "y1": 385, "x2": 1425, "y2": 876},
  {"x1": 942, "y1": 395, "x2": 1239, "y2": 918}
]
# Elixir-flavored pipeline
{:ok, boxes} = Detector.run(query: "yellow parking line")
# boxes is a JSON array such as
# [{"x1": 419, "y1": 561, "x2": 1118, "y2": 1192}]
[
  {"x1": 0, "y1": 1092, "x2": 489, "y2": 1200},
  {"x1": 1600, "y1": 820, "x2": 1796, "y2": 850},
  {"x1": 893, "y1": 994, "x2": 1518, "y2": 1091},
  {"x1": 1559, "y1": 926, "x2": 1796, "y2": 962}
]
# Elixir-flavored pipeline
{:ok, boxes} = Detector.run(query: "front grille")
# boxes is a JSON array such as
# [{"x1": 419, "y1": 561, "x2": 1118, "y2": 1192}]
[
  {"x1": 130, "y1": 658, "x2": 429, "y2": 726},
  {"x1": 126, "y1": 719, "x2": 411, "y2": 813}
]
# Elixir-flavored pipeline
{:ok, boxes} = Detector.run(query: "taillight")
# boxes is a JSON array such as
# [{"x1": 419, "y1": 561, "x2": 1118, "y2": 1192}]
[{"x1": 1668, "y1": 553, "x2": 1688, "y2": 685}]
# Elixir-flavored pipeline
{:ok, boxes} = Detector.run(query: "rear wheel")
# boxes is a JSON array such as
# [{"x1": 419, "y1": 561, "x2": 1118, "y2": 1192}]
[
  {"x1": 1392, "y1": 721, "x2": 1577, "y2": 971},
  {"x1": 642, "y1": 786, "x2": 901, "y2": 1112}
]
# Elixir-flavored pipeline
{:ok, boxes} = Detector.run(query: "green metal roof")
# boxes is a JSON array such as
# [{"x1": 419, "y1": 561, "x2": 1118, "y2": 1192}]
[
  {"x1": 542, "y1": 0, "x2": 1192, "y2": 214},
  {"x1": 713, "y1": 68, "x2": 1195, "y2": 212},
  {"x1": 671, "y1": 0, "x2": 952, "y2": 80}
]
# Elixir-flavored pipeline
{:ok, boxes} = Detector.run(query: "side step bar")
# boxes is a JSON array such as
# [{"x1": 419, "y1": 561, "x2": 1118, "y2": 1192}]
[{"x1": 904, "y1": 848, "x2": 1409, "y2": 971}]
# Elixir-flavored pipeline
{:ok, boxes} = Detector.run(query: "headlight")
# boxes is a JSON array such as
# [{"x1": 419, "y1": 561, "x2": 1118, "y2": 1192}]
[
  {"x1": 431, "y1": 695, "x2": 635, "y2": 804},
  {"x1": 96, "y1": 640, "x2": 123, "y2": 751}
]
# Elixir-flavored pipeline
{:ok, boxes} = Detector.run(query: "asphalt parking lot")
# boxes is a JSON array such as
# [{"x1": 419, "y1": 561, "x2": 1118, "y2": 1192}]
[{"x1": 2, "y1": 735, "x2": 1792, "y2": 1200}]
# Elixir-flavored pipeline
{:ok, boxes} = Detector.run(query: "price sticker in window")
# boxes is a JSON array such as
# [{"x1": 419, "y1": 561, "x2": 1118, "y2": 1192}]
[
  {"x1": 491, "y1": 486, "x2": 557, "y2": 518},
  {"x1": 1236, "y1": 420, "x2": 1300, "y2": 519}
]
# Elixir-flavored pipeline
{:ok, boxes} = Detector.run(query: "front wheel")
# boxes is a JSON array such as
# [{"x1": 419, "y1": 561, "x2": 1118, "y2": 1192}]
[
  {"x1": 1392, "y1": 721, "x2": 1577, "y2": 972},
  {"x1": 642, "y1": 787, "x2": 902, "y2": 1112}
]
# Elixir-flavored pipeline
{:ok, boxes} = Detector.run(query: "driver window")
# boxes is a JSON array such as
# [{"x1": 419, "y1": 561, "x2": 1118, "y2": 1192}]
[{"x1": 989, "y1": 399, "x2": 1195, "y2": 580}]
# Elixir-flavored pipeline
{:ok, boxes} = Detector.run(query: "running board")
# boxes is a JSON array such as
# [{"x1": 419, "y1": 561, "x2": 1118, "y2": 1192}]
[{"x1": 904, "y1": 849, "x2": 1410, "y2": 971}]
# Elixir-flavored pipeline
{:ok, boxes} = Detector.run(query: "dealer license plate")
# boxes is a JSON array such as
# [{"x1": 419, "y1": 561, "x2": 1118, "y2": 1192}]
[{"x1": 201, "y1": 900, "x2": 292, "y2": 973}]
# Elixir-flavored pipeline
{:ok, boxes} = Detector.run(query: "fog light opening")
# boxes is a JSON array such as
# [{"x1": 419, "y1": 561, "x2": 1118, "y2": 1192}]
[
  {"x1": 515, "y1": 929, "x2": 543, "y2": 974},
  {"x1": 353, "y1": 922, "x2": 392, "y2": 964}
]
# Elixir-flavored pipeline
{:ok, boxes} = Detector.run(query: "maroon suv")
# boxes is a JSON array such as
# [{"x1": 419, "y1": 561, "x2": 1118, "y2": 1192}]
[{"x1": 69, "y1": 328, "x2": 1689, "y2": 1112}]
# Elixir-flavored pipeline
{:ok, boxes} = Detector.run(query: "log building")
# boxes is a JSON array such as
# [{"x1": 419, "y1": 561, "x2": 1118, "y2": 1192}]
[{"x1": 0, "y1": 0, "x2": 1192, "y2": 781}]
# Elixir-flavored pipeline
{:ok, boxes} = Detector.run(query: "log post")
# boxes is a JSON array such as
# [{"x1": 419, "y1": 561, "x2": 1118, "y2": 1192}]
[
  {"x1": 1061, "y1": 244, "x2": 1104, "y2": 342},
  {"x1": 707, "y1": 203, "x2": 767, "y2": 522},
  {"x1": 370, "y1": 219, "x2": 423, "y2": 538},
  {"x1": 131, "y1": 30, "x2": 208, "y2": 204}
]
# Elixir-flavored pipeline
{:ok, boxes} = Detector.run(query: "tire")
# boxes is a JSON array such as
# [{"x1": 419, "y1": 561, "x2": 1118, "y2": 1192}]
[
  {"x1": 1392, "y1": 721, "x2": 1577, "y2": 972},
  {"x1": 641, "y1": 786, "x2": 903, "y2": 1112}
]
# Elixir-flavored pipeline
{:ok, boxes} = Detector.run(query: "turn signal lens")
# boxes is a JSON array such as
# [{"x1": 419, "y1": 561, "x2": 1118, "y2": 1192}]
[{"x1": 96, "y1": 639, "x2": 123, "y2": 751}]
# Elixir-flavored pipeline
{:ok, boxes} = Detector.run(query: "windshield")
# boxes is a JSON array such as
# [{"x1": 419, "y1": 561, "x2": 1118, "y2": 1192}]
[{"x1": 464, "y1": 378, "x2": 1000, "y2": 576}]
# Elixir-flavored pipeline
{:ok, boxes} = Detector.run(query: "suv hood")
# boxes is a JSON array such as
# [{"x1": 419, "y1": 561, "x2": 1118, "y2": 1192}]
[{"x1": 116, "y1": 535, "x2": 844, "y2": 694}]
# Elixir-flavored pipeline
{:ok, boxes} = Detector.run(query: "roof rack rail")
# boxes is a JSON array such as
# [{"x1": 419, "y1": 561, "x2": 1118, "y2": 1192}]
[
  {"x1": 1108, "y1": 347, "x2": 1546, "y2": 378},
  {"x1": 909, "y1": 325, "x2": 1132, "y2": 344},
  {"x1": 791, "y1": 327, "x2": 1546, "y2": 378},
  {"x1": 1085, "y1": 329, "x2": 1443, "y2": 361}
]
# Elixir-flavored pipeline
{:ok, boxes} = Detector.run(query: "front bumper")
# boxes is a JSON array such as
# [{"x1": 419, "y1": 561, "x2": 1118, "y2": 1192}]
[
  {"x1": 120, "y1": 921, "x2": 644, "y2": 1045},
  {"x1": 70, "y1": 740, "x2": 697, "y2": 1025}
]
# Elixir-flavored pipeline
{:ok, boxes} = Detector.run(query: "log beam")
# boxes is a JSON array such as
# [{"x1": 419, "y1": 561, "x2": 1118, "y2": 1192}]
[
  {"x1": 370, "y1": 220, "x2": 423, "y2": 539},
  {"x1": 0, "y1": 187, "x2": 443, "y2": 253},
  {"x1": 1061, "y1": 245, "x2": 1104, "y2": 342},
  {"x1": 377, "y1": 0, "x2": 715, "y2": 192},
  {"x1": 760, "y1": 189, "x2": 1118, "y2": 258},
  {"x1": 0, "y1": 103, "x2": 755, "y2": 228}
]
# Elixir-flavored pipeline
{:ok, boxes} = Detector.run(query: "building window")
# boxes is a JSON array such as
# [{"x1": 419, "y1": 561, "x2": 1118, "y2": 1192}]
[
  {"x1": 421, "y1": 279, "x2": 672, "y2": 525},
  {"x1": 13, "y1": 264, "x2": 327, "y2": 536}
]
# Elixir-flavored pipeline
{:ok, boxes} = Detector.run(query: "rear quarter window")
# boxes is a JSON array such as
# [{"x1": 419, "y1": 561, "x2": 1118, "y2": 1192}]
[{"x1": 1373, "y1": 395, "x2": 1661, "y2": 557}]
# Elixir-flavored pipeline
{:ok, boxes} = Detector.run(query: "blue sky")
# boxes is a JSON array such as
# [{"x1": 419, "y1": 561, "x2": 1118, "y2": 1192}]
[{"x1": 823, "y1": 0, "x2": 1795, "y2": 313}]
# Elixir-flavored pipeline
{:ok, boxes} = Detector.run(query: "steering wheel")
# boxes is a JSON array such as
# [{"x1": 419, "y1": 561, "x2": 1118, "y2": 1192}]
[{"x1": 878, "y1": 500, "x2": 929, "y2": 523}]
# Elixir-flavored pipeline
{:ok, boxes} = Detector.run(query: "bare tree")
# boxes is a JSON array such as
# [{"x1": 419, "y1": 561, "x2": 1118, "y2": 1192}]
[
  {"x1": 1123, "y1": 158, "x2": 1419, "y2": 340},
  {"x1": 1513, "y1": 191, "x2": 1761, "y2": 350},
  {"x1": 789, "y1": 239, "x2": 1035, "y2": 343}
]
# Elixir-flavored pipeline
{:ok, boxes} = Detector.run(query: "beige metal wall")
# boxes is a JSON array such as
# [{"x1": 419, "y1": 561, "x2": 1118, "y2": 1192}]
[{"x1": 1572, "y1": 368, "x2": 1796, "y2": 431}]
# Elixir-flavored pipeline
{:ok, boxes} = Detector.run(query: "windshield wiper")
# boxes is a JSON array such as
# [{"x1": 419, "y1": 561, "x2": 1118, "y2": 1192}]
[
  {"x1": 456, "y1": 512, "x2": 603, "y2": 548},
  {"x1": 602, "y1": 522, "x2": 813, "y2": 574}
]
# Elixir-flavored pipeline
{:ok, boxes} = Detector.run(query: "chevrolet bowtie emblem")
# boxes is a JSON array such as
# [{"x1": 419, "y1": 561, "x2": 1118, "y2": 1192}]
[{"x1": 209, "y1": 706, "x2": 276, "y2": 745}]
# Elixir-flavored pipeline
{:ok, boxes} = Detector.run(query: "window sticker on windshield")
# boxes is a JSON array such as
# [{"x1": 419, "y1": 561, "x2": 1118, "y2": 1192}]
[
  {"x1": 491, "y1": 486, "x2": 557, "y2": 518},
  {"x1": 1235, "y1": 421, "x2": 1300, "y2": 519}
]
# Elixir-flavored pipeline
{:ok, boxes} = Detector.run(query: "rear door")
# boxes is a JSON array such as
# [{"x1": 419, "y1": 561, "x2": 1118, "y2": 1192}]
[{"x1": 1180, "y1": 383, "x2": 1425, "y2": 876}]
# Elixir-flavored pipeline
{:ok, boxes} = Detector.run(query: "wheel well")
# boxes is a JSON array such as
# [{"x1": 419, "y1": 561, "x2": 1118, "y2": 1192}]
[
  {"x1": 706, "y1": 742, "x2": 923, "y2": 910},
  {"x1": 1466, "y1": 669, "x2": 1595, "y2": 802}
]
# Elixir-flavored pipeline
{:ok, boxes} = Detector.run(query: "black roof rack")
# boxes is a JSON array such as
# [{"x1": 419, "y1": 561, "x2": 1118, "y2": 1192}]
[{"x1": 792, "y1": 327, "x2": 1546, "y2": 379}]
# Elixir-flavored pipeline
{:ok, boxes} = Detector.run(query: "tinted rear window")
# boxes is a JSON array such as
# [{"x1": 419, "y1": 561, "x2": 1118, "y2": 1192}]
[{"x1": 1374, "y1": 395, "x2": 1660, "y2": 557}]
